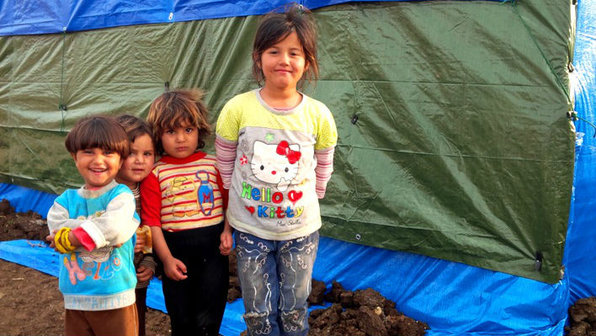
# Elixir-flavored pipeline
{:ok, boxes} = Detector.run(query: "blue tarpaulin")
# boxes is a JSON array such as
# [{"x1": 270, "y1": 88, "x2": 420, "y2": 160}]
[
  {"x1": 564, "y1": 0, "x2": 596, "y2": 305},
  {"x1": 0, "y1": 182, "x2": 570, "y2": 336},
  {"x1": 0, "y1": 0, "x2": 508, "y2": 36}
]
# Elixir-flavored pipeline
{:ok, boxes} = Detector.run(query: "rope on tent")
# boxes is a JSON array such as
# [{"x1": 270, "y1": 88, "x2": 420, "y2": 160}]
[
  {"x1": 511, "y1": 2, "x2": 573, "y2": 108},
  {"x1": 568, "y1": 111, "x2": 596, "y2": 137}
]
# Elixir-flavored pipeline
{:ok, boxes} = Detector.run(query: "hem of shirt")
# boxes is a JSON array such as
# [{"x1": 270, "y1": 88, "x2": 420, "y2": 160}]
[
  {"x1": 63, "y1": 288, "x2": 136, "y2": 311},
  {"x1": 229, "y1": 217, "x2": 321, "y2": 241},
  {"x1": 161, "y1": 221, "x2": 222, "y2": 232}
]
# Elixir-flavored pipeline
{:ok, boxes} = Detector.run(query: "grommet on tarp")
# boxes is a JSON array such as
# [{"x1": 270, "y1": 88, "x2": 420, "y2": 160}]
[
  {"x1": 351, "y1": 114, "x2": 359, "y2": 125},
  {"x1": 58, "y1": 104, "x2": 67, "y2": 111},
  {"x1": 534, "y1": 251, "x2": 543, "y2": 272},
  {"x1": 164, "y1": 82, "x2": 170, "y2": 91},
  {"x1": 568, "y1": 63, "x2": 574, "y2": 72},
  {"x1": 355, "y1": 234, "x2": 361, "y2": 240}
]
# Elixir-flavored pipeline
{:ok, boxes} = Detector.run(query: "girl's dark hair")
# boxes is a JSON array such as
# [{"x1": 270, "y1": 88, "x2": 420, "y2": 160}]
[
  {"x1": 146, "y1": 88, "x2": 211, "y2": 155},
  {"x1": 65, "y1": 116, "x2": 130, "y2": 158},
  {"x1": 252, "y1": 3, "x2": 319, "y2": 87},
  {"x1": 115, "y1": 114, "x2": 154, "y2": 146}
]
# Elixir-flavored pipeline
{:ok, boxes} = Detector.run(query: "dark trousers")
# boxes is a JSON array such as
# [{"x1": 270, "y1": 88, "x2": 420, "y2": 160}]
[
  {"x1": 135, "y1": 287, "x2": 148, "y2": 336},
  {"x1": 162, "y1": 223, "x2": 229, "y2": 336}
]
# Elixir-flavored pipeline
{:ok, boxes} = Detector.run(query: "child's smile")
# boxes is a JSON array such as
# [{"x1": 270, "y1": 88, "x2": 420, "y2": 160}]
[
  {"x1": 260, "y1": 32, "x2": 307, "y2": 92},
  {"x1": 72, "y1": 147, "x2": 122, "y2": 189},
  {"x1": 117, "y1": 133, "x2": 155, "y2": 188}
]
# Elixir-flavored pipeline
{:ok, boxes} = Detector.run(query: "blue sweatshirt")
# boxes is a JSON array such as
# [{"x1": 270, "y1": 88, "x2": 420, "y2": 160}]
[{"x1": 47, "y1": 180, "x2": 139, "y2": 311}]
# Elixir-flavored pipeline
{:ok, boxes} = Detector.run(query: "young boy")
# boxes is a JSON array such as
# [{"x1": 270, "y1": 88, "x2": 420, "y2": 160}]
[
  {"x1": 46, "y1": 115, "x2": 139, "y2": 336},
  {"x1": 141, "y1": 89, "x2": 231, "y2": 336}
]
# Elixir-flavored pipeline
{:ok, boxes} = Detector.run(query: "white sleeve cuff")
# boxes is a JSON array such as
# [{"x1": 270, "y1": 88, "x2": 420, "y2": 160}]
[{"x1": 80, "y1": 220, "x2": 108, "y2": 248}]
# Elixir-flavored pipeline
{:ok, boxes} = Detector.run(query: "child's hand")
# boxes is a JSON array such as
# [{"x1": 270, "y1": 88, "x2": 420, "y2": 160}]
[
  {"x1": 46, "y1": 229, "x2": 79, "y2": 252},
  {"x1": 136, "y1": 266, "x2": 154, "y2": 282},
  {"x1": 219, "y1": 230, "x2": 233, "y2": 256},
  {"x1": 163, "y1": 257, "x2": 188, "y2": 281},
  {"x1": 46, "y1": 230, "x2": 57, "y2": 249}
]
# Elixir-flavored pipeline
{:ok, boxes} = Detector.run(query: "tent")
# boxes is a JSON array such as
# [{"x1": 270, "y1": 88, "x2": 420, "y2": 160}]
[{"x1": 1, "y1": 0, "x2": 592, "y2": 334}]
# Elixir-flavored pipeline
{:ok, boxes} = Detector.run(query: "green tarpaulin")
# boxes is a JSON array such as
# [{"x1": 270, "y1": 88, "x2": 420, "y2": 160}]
[{"x1": 0, "y1": 0, "x2": 575, "y2": 283}]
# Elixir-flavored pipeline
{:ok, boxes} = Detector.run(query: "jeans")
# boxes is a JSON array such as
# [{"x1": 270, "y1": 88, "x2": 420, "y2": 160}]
[{"x1": 235, "y1": 230, "x2": 319, "y2": 336}]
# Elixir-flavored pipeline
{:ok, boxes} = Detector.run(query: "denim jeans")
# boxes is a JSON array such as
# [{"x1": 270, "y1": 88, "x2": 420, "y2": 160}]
[{"x1": 235, "y1": 230, "x2": 319, "y2": 336}]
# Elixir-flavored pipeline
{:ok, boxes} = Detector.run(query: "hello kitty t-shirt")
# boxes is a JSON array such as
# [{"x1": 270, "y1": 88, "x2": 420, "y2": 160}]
[{"x1": 216, "y1": 90, "x2": 337, "y2": 240}]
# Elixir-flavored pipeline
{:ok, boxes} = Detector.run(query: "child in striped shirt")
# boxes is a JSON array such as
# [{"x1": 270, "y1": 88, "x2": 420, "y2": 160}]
[{"x1": 141, "y1": 89, "x2": 232, "y2": 336}]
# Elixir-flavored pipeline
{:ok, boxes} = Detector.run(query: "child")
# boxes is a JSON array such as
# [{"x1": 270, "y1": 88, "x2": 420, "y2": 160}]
[
  {"x1": 141, "y1": 89, "x2": 231, "y2": 336},
  {"x1": 46, "y1": 115, "x2": 139, "y2": 336},
  {"x1": 115, "y1": 114, "x2": 157, "y2": 336},
  {"x1": 215, "y1": 4, "x2": 337, "y2": 336}
]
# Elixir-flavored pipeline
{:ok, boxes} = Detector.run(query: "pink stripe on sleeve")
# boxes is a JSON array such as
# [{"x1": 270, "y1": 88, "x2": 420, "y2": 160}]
[
  {"x1": 315, "y1": 147, "x2": 335, "y2": 198},
  {"x1": 215, "y1": 135, "x2": 237, "y2": 189}
]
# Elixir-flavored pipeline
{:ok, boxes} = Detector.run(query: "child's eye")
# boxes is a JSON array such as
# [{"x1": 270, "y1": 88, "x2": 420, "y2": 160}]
[
  {"x1": 144, "y1": 151, "x2": 154, "y2": 157},
  {"x1": 185, "y1": 127, "x2": 194, "y2": 133},
  {"x1": 104, "y1": 150, "x2": 115, "y2": 155},
  {"x1": 83, "y1": 149, "x2": 93, "y2": 154},
  {"x1": 165, "y1": 129, "x2": 174, "y2": 135}
]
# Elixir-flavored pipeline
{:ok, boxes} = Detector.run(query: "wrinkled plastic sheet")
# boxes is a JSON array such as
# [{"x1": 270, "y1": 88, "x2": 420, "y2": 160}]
[
  {"x1": 0, "y1": 240, "x2": 247, "y2": 336},
  {"x1": 0, "y1": 236, "x2": 568, "y2": 336},
  {"x1": 0, "y1": 0, "x2": 507, "y2": 36},
  {"x1": 565, "y1": 0, "x2": 596, "y2": 305},
  {"x1": 0, "y1": 183, "x2": 56, "y2": 218},
  {"x1": 0, "y1": 1, "x2": 574, "y2": 284}
]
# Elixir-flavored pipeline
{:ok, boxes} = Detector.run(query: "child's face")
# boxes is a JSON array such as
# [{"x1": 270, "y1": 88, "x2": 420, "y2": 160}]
[
  {"x1": 260, "y1": 31, "x2": 308, "y2": 92},
  {"x1": 161, "y1": 121, "x2": 199, "y2": 159},
  {"x1": 116, "y1": 133, "x2": 155, "y2": 188},
  {"x1": 71, "y1": 147, "x2": 123, "y2": 189}
]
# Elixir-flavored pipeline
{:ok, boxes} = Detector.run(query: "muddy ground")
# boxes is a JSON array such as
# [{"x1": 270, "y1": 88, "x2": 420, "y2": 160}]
[
  {"x1": 0, "y1": 199, "x2": 172, "y2": 336},
  {"x1": 0, "y1": 198, "x2": 429, "y2": 336},
  {"x1": 566, "y1": 296, "x2": 596, "y2": 336}
]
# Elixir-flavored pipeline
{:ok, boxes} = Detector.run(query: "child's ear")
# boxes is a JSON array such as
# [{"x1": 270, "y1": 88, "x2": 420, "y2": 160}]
[{"x1": 253, "y1": 51, "x2": 261, "y2": 69}]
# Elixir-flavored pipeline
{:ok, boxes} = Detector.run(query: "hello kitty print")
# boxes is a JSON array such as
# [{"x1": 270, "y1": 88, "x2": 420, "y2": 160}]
[
  {"x1": 238, "y1": 139, "x2": 306, "y2": 222},
  {"x1": 251, "y1": 140, "x2": 300, "y2": 191}
]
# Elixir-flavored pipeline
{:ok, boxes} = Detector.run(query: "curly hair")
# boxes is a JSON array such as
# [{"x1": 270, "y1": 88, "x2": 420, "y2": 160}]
[{"x1": 146, "y1": 89, "x2": 211, "y2": 155}]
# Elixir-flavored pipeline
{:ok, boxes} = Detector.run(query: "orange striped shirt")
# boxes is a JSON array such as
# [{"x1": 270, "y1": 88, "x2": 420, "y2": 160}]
[{"x1": 141, "y1": 151, "x2": 227, "y2": 232}]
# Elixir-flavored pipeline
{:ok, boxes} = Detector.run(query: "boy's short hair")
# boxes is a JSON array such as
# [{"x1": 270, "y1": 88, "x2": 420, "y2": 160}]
[
  {"x1": 115, "y1": 114, "x2": 154, "y2": 145},
  {"x1": 147, "y1": 89, "x2": 211, "y2": 155},
  {"x1": 65, "y1": 116, "x2": 130, "y2": 158}
]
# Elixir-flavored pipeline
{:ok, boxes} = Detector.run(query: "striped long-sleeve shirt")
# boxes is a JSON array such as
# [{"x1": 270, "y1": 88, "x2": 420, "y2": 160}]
[{"x1": 140, "y1": 151, "x2": 227, "y2": 232}]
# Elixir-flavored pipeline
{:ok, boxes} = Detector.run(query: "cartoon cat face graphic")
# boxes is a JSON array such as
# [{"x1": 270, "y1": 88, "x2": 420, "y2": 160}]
[{"x1": 251, "y1": 140, "x2": 300, "y2": 191}]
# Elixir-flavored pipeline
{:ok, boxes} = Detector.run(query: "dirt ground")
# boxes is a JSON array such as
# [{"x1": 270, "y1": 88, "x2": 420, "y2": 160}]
[
  {"x1": 0, "y1": 198, "x2": 429, "y2": 336},
  {"x1": 0, "y1": 199, "x2": 172, "y2": 336},
  {"x1": 566, "y1": 296, "x2": 596, "y2": 336}
]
